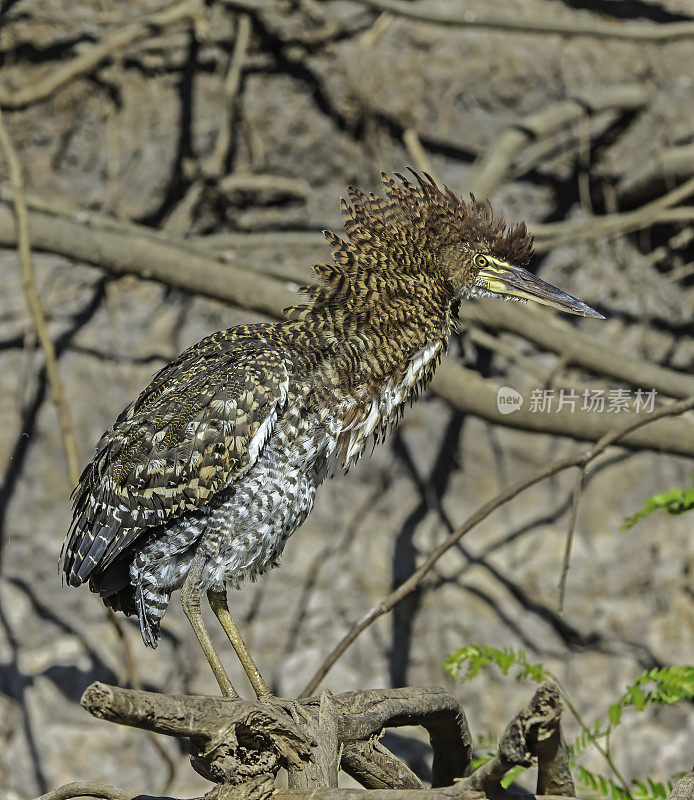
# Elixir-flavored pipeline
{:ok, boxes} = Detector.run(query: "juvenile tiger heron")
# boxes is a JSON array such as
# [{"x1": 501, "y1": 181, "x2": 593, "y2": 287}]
[{"x1": 62, "y1": 171, "x2": 603, "y2": 700}]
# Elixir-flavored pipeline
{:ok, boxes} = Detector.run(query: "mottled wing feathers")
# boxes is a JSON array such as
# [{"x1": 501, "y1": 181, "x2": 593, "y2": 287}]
[{"x1": 62, "y1": 328, "x2": 292, "y2": 586}]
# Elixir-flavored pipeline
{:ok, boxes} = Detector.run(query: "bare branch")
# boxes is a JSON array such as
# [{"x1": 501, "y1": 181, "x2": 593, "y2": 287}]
[
  {"x1": 0, "y1": 0, "x2": 203, "y2": 110},
  {"x1": 34, "y1": 783, "x2": 135, "y2": 800},
  {"x1": 353, "y1": 0, "x2": 694, "y2": 42},
  {"x1": 463, "y1": 299, "x2": 694, "y2": 401},
  {"x1": 467, "y1": 85, "x2": 650, "y2": 199}
]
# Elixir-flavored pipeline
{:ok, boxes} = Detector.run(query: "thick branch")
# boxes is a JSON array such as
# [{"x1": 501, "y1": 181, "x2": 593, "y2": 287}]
[
  {"x1": 341, "y1": 739, "x2": 424, "y2": 790},
  {"x1": 431, "y1": 360, "x2": 694, "y2": 458},
  {"x1": 0, "y1": 205, "x2": 296, "y2": 318},
  {"x1": 34, "y1": 784, "x2": 136, "y2": 800},
  {"x1": 334, "y1": 687, "x2": 471, "y2": 787},
  {"x1": 462, "y1": 299, "x2": 694, "y2": 401},
  {"x1": 81, "y1": 682, "x2": 313, "y2": 783},
  {"x1": 353, "y1": 0, "x2": 694, "y2": 41}
]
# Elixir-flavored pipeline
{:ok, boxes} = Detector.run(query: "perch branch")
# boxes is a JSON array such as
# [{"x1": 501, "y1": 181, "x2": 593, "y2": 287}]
[
  {"x1": 353, "y1": 0, "x2": 694, "y2": 41},
  {"x1": 300, "y1": 395, "x2": 694, "y2": 696}
]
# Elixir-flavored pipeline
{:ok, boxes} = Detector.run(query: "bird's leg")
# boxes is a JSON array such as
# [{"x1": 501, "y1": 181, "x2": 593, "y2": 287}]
[
  {"x1": 207, "y1": 587, "x2": 273, "y2": 702},
  {"x1": 181, "y1": 554, "x2": 238, "y2": 698}
]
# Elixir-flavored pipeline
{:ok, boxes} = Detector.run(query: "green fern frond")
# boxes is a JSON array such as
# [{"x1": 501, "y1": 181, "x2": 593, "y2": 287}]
[
  {"x1": 443, "y1": 643, "x2": 549, "y2": 684},
  {"x1": 608, "y1": 666, "x2": 694, "y2": 724}
]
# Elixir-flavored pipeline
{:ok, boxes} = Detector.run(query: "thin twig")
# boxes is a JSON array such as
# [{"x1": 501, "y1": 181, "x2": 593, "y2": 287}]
[
  {"x1": 403, "y1": 129, "x2": 439, "y2": 184},
  {"x1": 557, "y1": 468, "x2": 585, "y2": 614},
  {"x1": 0, "y1": 107, "x2": 177, "y2": 794},
  {"x1": 354, "y1": 0, "x2": 694, "y2": 42},
  {"x1": 163, "y1": 12, "x2": 252, "y2": 234},
  {"x1": 300, "y1": 396, "x2": 694, "y2": 696},
  {"x1": 0, "y1": 105, "x2": 80, "y2": 485}
]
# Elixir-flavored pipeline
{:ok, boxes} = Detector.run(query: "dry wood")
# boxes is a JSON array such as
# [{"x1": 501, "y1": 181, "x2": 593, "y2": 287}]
[
  {"x1": 0, "y1": 0, "x2": 203, "y2": 110},
  {"x1": 34, "y1": 784, "x2": 136, "y2": 800},
  {"x1": 616, "y1": 144, "x2": 694, "y2": 207},
  {"x1": 353, "y1": 0, "x2": 694, "y2": 41},
  {"x1": 0, "y1": 107, "x2": 80, "y2": 485},
  {"x1": 463, "y1": 299, "x2": 694, "y2": 401},
  {"x1": 467, "y1": 85, "x2": 650, "y2": 199},
  {"x1": 431, "y1": 360, "x2": 694, "y2": 458},
  {"x1": 49, "y1": 680, "x2": 576, "y2": 800},
  {"x1": 341, "y1": 739, "x2": 424, "y2": 789}
]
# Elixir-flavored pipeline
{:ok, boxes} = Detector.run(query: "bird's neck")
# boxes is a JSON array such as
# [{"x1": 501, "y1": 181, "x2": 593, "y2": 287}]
[{"x1": 283, "y1": 283, "x2": 457, "y2": 469}]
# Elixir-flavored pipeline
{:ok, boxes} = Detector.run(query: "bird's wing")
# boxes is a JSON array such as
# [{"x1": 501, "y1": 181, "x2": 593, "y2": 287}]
[{"x1": 62, "y1": 330, "x2": 292, "y2": 586}]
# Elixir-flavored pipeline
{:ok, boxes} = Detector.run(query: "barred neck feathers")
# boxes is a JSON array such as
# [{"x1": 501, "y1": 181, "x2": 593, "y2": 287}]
[{"x1": 284, "y1": 172, "x2": 465, "y2": 397}]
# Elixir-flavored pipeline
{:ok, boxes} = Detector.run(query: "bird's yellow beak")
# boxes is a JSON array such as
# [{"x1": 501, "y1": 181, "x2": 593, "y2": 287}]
[{"x1": 475, "y1": 258, "x2": 605, "y2": 319}]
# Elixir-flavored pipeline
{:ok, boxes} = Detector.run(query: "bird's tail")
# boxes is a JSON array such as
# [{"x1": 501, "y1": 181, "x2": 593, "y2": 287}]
[
  {"x1": 134, "y1": 580, "x2": 168, "y2": 648},
  {"x1": 91, "y1": 556, "x2": 169, "y2": 648}
]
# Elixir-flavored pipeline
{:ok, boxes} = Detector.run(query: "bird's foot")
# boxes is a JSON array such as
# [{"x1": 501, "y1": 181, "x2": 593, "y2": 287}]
[{"x1": 257, "y1": 693, "x2": 315, "y2": 728}]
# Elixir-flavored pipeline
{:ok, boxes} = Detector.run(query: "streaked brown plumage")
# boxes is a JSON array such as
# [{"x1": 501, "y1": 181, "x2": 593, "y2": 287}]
[{"x1": 62, "y1": 171, "x2": 601, "y2": 698}]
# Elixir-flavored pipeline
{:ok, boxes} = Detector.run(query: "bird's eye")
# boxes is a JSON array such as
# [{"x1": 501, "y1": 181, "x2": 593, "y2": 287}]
[{"x1": 474, "y1": 254, "x2": 488, "y2": 268}]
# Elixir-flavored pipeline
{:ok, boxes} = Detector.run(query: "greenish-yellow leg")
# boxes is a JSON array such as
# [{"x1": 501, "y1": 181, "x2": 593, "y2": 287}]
[
  {"x1": 181, "y1": 554, "x2": 238, "y2": 698},
  {"x1": 208, "y1": 587, "x2": 273, "y2": 702}
]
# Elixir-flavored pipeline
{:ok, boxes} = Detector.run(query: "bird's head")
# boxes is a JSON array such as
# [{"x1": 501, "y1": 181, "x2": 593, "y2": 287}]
[
  {"x1": 429, "y1": 179, "x2": 604, "y2": 319},
  {"x1": 292, "y1": 171, "x2": 604, "y2": 329}
]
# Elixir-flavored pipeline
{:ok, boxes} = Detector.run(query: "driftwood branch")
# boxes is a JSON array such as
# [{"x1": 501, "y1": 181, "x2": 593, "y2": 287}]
[
  {"x1": 48, "y1": 681, "x2": 577, "y2": 800},
  {"x1": 81, "y1": 682, "x2": 313, "y2": 784}
]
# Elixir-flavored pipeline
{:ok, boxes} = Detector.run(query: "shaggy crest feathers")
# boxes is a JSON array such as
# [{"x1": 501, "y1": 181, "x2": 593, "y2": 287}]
[{"x1": 284, "y1": 169, "x2": 534, "y2": 323}]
